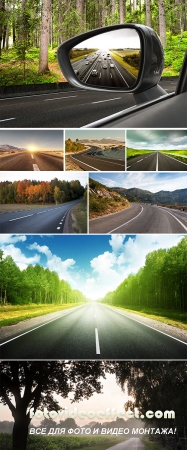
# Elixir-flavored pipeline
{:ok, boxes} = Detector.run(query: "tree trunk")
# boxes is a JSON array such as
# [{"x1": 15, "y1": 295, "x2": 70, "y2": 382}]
[
  {"x1": 12, "y1": 416, "x2": 29, "y2": 450},
  {"x1": 38, "y1": 0, "x2": 51, "y2": 74},
  {"x1": 145, "y1": 0, "x2": 151, "y2": 27},
  {"x1": 158, "y1": 0, "x2": 166, "y2": 47},
  {"x1": 119, "y1": 0, "x2": 124, "y2": 23}
]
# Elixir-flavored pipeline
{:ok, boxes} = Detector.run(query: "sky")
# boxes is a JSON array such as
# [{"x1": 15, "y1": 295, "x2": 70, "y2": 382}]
[
  {"x1": 0, "y1": 234, "x2": 184, "y2": 300},
  {"x1": 126, "y1": 130, "x2": 187, "y2": 151},
  {"x1": 75, "y1": 28, "x2": 140, "y2": 50},
  {"x1": 89, "y1": 172, "x2": 187, "y2": 193},
  {"x1": 0, "y1": 171, "x2": 88, "y2": 186},
  {"x1": 0, "y1": 130, "x2": 64, "y2": 151},
  {"x1": 65, "y1": 130, "x2": 125, "y2": 142},
  {"x1": 0, "y1": 371, "x2": 133, "y2": 426}
]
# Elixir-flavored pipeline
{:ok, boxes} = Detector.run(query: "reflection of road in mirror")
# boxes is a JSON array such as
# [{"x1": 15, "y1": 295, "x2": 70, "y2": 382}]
[{"x1": 69, "y1": 29, "x2": 141, "y2": 88}]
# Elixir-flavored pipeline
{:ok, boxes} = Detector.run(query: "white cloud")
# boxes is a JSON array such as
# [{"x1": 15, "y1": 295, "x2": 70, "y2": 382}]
[
  {"x1": 1, "y1": 244, "x2": 40, "y2": 270},
  {"x1": 0, "y1": 235, "x2": 26, "y2": 245}
]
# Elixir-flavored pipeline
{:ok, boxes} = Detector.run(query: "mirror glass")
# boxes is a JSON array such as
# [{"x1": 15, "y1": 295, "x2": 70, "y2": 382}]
[{"x1": 69, "y1": 29, "x2": 141, "y2": 89}]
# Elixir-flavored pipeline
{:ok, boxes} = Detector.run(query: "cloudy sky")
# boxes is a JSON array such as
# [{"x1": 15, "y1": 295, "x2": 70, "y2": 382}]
[
  {"x1": 65, "y1": 129, "x2": 125, "y2": 142},
  {"x1": 0, "y1": 130, "x2": 64, "y2": 151},
  {"x1": 126, "y1": 130, "x2": 187, "y2": 151},
  {"x1": 0, "y1": 234, "x2": 184, "y2": 300},
  {"x1": 89, "y1": 172, "x2": 187, "y2": 193}
]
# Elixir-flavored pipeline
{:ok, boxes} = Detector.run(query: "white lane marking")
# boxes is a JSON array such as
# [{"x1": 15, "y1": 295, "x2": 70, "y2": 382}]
[
  {"x1": 0, "y1": 118, "x2": 15, "y2": 122},
  {"x1": 70, "y1": 155, "x2": 100, "y2": 171},
  {"x1": 31, "y1": 154, "x2": 34, "y2": 159},
  {"x1": 92, "y1": 98, "x2": 121, "y2": 104},
  {"x1": 0, "y1": 90, "x2": 84, "y2": 101},
  {"x1": 156, "y1": 152, "x2": 158, "y2": 171},
  {"x1": 137, "y1": 159, "x2": 143, "y2": 163},
  {"x1": 107, "y1": 206, "x2": 144, "y2": 233},
  {"x1": 33, "y1": 163, "x2": 40, "y2": 171},
  {"x1": 57, "y1": 227, "x2": 61, "y2": 229},
  {"x1": 104, "y1": 305, "x2": 187, "y2": 347},
  {"x1": 160, "y1": 209, "x2": 187, "y2": 231},
  {"x1": 95, "y1": 328, "x2": 100, "y2": 354},
  {"x1": 37, "y1": 211, "x2": 47, "y2": 214},
  {"x1": 9, "y1": 214, "x2": 33, "y2": 221},
  {"x1": 44, "y1": 95, "x2": 77, "y2": 101},
  {"x1": 0, "y1": 307, "x2": 83, "y2": 347},
  {"x1": 163, "y1": 153, "x2": 187, "y2": 166}
]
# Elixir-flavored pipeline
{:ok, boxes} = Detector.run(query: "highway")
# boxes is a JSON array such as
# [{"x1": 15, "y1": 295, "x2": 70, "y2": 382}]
[
  {"x1": 68, "y1": 146, "x2": 125, "y2": 171},
  {"x1": 89, "y1": 203, "x2": 187, "y2": 234},
  {"x1": 0, "y1": 303, "x2": 186, "y2": 359},
  {"x1": 0, "y1": 199, "x2": 82, "y2": 233},
  {"x1": 0, "y1": 151, "x2": 63, "y2": 171},
  {"x1": 127, "y1": 151, "x2": 187, "y2": 171},
  {"x1": 72, "y1": 51, "x2": 136, "y2": 88},
  {"x1": 106, "y1": 438, "x2": 145, "y2": 450},
  {"x1": 0, "y1": 80, "x2": 176, "y2": 128}
]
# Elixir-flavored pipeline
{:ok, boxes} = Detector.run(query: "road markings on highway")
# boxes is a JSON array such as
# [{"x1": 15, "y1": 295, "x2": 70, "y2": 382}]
[
  {"x1": 92, "y1": 98, "x2": 121, "y2": 104},
  {"x1": 107, "y1": 206, "x2": 144, "y2": 233},
  {"x1": 9, "y1": 214, "x2": 33, "y2": 221},
  {"x1": 164, "y1": 153, "x2": 187, "y2": 166},
  {"x1": 156, "y1": 152, "x2": 158, "y2": 171},
  {"x1": 44, "y1": 96, "x2": 77, "y2": 101},
  {"x1": 104, "y1": 305, "x2": 187, "y2": 347},
  {"x1": 0, "y1": 118, "x2": 16, "y2": 122},
  {"x1": 95, "y1": 328, "x2": 100, "y2": 354},
  {"x1": 160, "y1": 209, "x2": 187, "y2": 231},
  {"x1": 70, "y1": 155, "x2": 100, "y2": 171},
  {"x1": 0, "y1": 307, "x2": 83, "y2": 347},
  {"x1": 33, "y1": 164, "x2": 40, "y2": 171},
  {"x1": 37, "y1": 211, "x2": 47, "y2": 214}
]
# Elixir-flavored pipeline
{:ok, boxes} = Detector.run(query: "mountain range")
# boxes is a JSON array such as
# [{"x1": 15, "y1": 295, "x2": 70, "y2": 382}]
[
  {"x1": 113, "y1": 187, "x2": 187, "y2": 205},
  {"x1": 0, "y1": 144, "x2": 27, "y2": 151}
]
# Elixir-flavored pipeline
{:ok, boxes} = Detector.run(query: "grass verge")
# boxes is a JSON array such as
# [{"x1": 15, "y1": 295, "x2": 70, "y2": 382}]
[
  {"x1": 70, "y1": 201, "x2": 87, "y2": 233},
  {"x1": 0, "y1": 303, "x2": 84, "y2": 327},
  {"x1": 109, "y1": 306, "x2": 187, "y2": 329},
  {"x1": 126, "y1": 149, "x2": 155, "y2": 158}
]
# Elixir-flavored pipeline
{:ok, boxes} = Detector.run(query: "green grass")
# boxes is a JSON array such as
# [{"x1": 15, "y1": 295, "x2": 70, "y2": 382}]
[
  {"x1": 70, "y1": 201, "x2": 87, "y2": 233},
  {"x1": 0, "y1": 433, "x2": 127, "y2": 450},
  {"x1": 110, "y1": 50, "x2": 139, "y2": 77},
  {"x1": 141, "y1": 436, "x2": 165, "y2": 450},
  {"x1": 127, "y1": 149, "x2": 155, "y2": 158},
  {"x1": 159, "y1": 150, "x2": 187, "y2": 164},
  {"x1": 0, "y1": 303, "x2": 84, "y2": 328},
  {"x1": 111, "y1": 306, "x2": 187, "y2": 329}
]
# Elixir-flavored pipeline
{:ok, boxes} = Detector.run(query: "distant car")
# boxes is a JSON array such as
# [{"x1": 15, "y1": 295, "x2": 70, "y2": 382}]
[
  {"x1": 108, "y1": 57, "x2": 111, "y2": 59},
  {"x1": 110, "y1": 63, "x2": 114, "y2": 68},
  {"x1": 103, "y1": 64, "x2": 107, "y2": 69},
  {"x1": 85, "y1": 60, "x2": 89, "y2": 64},
  {"x1": 91, "y1": 69, "x2": 98, "y2": 76},
  {"x1": 98, "y1": 58, "x2": 101, "y2": 61},
  {"x1": 74, "y1": 69, "x2": 79, "y2": 75}
]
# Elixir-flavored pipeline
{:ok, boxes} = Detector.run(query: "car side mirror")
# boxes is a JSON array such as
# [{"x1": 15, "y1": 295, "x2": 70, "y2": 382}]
[{"x1": 57, "y1": 24, "x2": 166, "y2": 101}]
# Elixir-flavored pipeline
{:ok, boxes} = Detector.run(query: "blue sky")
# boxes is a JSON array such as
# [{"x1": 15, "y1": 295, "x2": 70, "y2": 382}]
[
  {"x1": 0, "y1": 130, "x2": 64, "y2": 151},
  {"x1": 126, "y1": 130, "x2": 187, "y2": 151},
  {"x1": 89, "y1": 172, "x2": 187, "y2": 193},
  {"x1": 0, "y1": 234, "x2": 184, "y2": 300}
]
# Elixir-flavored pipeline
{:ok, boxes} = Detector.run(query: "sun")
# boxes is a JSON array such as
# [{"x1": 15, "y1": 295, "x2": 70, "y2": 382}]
[{"x1": 28, "y1": 145, "x2": 36, "y2": 152}]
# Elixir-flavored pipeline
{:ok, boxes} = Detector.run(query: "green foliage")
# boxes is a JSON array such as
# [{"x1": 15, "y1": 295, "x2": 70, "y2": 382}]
[{"x1": 65, "y1": 139, "x2": 86, "y2": 154}]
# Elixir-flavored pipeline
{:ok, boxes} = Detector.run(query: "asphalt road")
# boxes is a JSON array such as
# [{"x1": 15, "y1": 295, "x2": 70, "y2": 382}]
[
  {"x1": 0, "y1": 199, "x2": 82, "y2": 233},
  {"x1": 89, "y1": 203, "x2": 187, "y2": 234},
  {"x1": 0, "y1": 151, "x2": 63, "y2": 171},
  {"x1": 0, "y1": 80, "x2": 176, "y2": 128},
  {"x1": 68, "y1": 146, "x2": 125, "y2": 171},
  {"x1": 106, "y1": 438, "x2": 145, "y2": 450},
  {"x1": 127, "y1": 151, "x2": 187, "y2": 171},
  {"x1": 72, "y1": 51, "x2": 136, "y2": 88},
  {"x1": 0, "y1": 303, "x2": 187, "y2": 359}
]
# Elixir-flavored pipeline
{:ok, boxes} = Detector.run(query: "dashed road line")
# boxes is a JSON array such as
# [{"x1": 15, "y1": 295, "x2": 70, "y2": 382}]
[
  {"x1": 95, "y1": 328, "x2": 100, "y2": 354},
  {"x1": 9, "y1": 214, "x2": 33, "y2": 221}
]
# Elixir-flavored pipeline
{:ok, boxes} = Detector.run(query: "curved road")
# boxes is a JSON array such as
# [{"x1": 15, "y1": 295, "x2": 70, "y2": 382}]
[
  {"x1": 127, "y1": 151, "x2": 187, "y2": 171},
  {"x1": 0, "y1": 303, "x2": 186, "y2": 359},
  {"x1": 106, "y1": 438, "x2": 145, "y2": 449},
  {"x1": 68, "y1": 146, "x2": 125, "y2": 171},
  {"x1": 0, "y1": 151, "x2": 63, "y2": 171},
  {"x1": 89, "y1": 203, "x2": 187, "y2": 234},
  {"x1": 0, "y1": 199, "x2": 82, "y2": 233}
]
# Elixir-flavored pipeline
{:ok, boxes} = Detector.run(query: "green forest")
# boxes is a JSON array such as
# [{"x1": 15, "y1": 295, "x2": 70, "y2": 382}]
[
  {"x1": 0, "y1": 250, "x2": 87, "y2": 305},
  {"x1": 0, "y1": 0, "x2": 187, "y2": 85},
  {"x1": 101, "y1": 236, "x2": 187, "y2": 314},
  {"x1": 0, "y1": 178, "x2": 85, "y2": 204}
]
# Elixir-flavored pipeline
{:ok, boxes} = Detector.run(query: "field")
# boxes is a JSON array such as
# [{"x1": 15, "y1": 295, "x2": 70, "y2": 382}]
[
  {"x1": 0, "y1": 303, "x2": 84, "y2": 327},
  {"x1": 114, "y1": 306, "x2": 187, "y2": 330},
  {"x1": 126, "y1": 149, "x2": 155, "y2": 158}
]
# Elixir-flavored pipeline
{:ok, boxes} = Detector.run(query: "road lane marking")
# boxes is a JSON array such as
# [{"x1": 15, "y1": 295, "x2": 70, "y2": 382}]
[
  {"x1": 92, "y1": 98, "x2": 121, "y2": 104},
  {"x1": 160, "y1": 209, "x2": 187, "y2": 231},
  {"x1": 9, "y1": 214, "x2": 33, "y2": 221},
  {"x1": 104, "y1": 305, "x2": 187, "y2": 347},
  {"x1": 95, "y1": 328, "x2": 100, "y2": 354},
  {"x1": 0, "y1": 306, "x2": 83, "y2": 347},
  {"x1": 107, "y1": 206, "x2": 144, "y2": 233},
  {"x1": 0, "y1": 90, "x2": 84, "y2": 101},
  {"x1": 33, "y1": 163, "x2": 40, "y2": 171},
  {"x1": 31, "y1": 154, "x2": 34, "y2": 159},
  {"x1": 163, "y1": 153, "x2": 187, "y2": 166},
  {"x1": 70, "y1": 155, "x2": 100, "y2": 171},
  {"x1": 44, "y1": 96, "x2": 77, "y2": 101},
  {"x1": 156, "y1": 152, "x2": 158, "y2": 171},
  {"x1": 37, "y1": 211, "x2": 47, "y2": 214},
  {"x1": 0, "y1": 118, "x2": 16, "y2": 122}
]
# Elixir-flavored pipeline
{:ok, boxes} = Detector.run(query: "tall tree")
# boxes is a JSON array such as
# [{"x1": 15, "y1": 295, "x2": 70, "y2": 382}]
[{"x1": 38, "y1": 0, "x2": 51, "y2": 74}]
